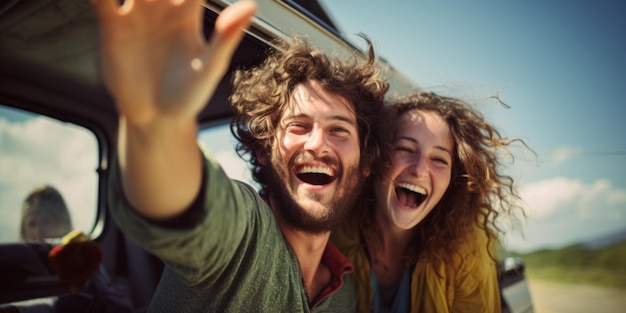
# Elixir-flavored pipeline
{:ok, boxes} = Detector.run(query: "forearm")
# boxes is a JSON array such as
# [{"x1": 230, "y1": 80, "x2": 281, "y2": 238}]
[
  {"x1": 118, "y1": 116, "x2": 202, "y2": 220},
  {"x1": 93, "y1": 0, "x2": 256, "y2": 218}
]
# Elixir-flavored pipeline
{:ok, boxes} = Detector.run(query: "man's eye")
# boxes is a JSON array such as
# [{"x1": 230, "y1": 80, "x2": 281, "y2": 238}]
[{"x1": 286, "y1": 123, "x2": 308, "y2": 131}]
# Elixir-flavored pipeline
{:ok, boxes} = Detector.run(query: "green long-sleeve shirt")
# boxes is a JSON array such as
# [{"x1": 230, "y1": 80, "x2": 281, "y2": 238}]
[{"x1": 108, "y1": 147, "x2": 356, "y2": 312}]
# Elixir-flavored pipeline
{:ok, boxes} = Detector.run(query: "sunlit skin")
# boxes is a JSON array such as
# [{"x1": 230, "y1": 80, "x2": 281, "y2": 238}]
[
  {"x1": 369, "y1": 109, "x2": 454, "y2": 288},
  {"x1": 264, "y1": 80, "x2": 364, "y2": 300},
  {"x1": 91, "y1": 0, "x2": 257, "y2": 218},
  {"x1": 374, "y1": 109, "x2": 454, "y2": 233},
  {"x1": 270, "y1": 80, "x2": 363, "y2": 233}
]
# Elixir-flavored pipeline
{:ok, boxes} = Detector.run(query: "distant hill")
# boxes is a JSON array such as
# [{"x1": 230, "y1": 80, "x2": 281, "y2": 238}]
[
  {"x1": 520, "y1": 239, "x2": 626, "y2": 268},
  {"x1": 511, "y1": 231, "x2": 626, "y2": 289},
  {"x1": 582, "y1": 228, "x2": 626, "y2": 249}
]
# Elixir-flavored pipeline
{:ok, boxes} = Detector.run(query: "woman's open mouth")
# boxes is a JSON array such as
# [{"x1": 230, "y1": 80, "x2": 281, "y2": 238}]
[{"x1": 395, "y1": 183, "x2": 426, "y2": 208}]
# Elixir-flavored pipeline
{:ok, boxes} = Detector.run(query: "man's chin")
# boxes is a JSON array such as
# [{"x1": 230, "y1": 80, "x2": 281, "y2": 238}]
[
  {"x1": 281, "y1": 197, "x2": 342, "y2": 233},
  {"x1": 269, "y1": 163, "x2": 361, "y2": 233},
  {"x1": 294, "y1": 200, "x2": 333, "y2": 219}
]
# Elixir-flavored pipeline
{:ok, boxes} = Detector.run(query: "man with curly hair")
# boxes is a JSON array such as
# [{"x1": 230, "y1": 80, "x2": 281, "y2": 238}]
[{"x1": 92, "y1": 0, "x2": 390, "y2": 311}]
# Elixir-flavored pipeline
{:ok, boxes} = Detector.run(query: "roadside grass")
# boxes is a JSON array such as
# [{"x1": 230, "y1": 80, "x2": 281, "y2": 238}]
[
  {"x1": 511, "y1": 239, "x2": 626, "y2": 289},
  {"x1": 525, "y1": 266, "x2": 626, "y2": 289}
]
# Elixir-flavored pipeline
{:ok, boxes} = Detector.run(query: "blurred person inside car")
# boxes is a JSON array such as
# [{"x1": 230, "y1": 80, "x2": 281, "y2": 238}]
[
  {"x1": 332, "y1": 92, "x2": 530, "y2": 313},
  {"x1": 20, "y1": 184, "x2": 73, "y2": 241},
  {"x1": 15, "y1": 184, "x2": 134, "y2": 312},
  {"x1": 92, "y1": 0, "x2": 390, "y2": 311}
]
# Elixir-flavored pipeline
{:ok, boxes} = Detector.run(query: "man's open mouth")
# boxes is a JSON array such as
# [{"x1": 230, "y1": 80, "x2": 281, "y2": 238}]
[
  {"x1": 296, "y1": 165, "x2": 336, "y2": 185},
  {"x1": 395, "y1": 183, "x2": 427, "y2": 208}
]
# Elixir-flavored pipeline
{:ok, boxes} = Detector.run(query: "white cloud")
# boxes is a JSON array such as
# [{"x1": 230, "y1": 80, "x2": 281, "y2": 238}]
[
  {"x1": 549, "y1": 147, "x2": 577, "y2": 166},
  {"x1": 506, "y1": 176, "x2": 626, "y2": 253},
  {"x1": 518, "y1": 177, "x2": 582, "y2": 219}
]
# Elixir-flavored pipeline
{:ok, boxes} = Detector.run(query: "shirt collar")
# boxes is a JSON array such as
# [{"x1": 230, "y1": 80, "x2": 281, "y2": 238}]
[{"x1": 310, "y1": 242, "x2": 354, "y2": 307}]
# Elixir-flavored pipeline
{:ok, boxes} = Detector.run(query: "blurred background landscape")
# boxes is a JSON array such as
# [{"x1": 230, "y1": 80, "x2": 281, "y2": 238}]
[{"x1": 513, "y1": 228, "x2": 626, "y2": 289}]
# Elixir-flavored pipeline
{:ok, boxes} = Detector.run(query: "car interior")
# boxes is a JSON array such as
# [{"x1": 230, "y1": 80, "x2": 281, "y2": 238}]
[
  {"x1": 0, "y1": 0, "x2": 412, "y2": 311},
  {"x1": 0, "y1": 0, "x2": 527, "y2": 312},
  {"x1": 0, "y1": 1, "x2": 265, "y2": 310}
]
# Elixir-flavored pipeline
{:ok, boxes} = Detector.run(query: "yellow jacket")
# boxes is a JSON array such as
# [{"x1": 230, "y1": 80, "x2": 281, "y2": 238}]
[{"x1": 331, "y1": 218, "x2": 502, "y2": 313}]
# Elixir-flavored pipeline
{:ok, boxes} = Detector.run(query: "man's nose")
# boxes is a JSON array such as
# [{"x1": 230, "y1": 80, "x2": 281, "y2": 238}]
[{"x1": 304, "y1": 127, "x2": 330, "y2": 154}]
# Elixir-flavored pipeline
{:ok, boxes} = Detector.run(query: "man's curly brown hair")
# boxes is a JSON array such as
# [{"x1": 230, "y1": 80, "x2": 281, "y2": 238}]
[{"x1": 229, "y1": 36, "x2": 391, "y2": 197}]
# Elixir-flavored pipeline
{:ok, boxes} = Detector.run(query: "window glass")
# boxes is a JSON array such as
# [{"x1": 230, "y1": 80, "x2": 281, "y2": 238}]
[
  {"x1": 197, "y1": 123, "x2": 257, "y2": 189},
  {"x1": 0, "y1": 105, "x2": 99, "y2": 243}
]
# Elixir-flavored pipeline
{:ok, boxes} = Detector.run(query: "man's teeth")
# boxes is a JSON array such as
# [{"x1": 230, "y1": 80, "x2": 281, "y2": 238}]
[
  {"x1": 397, "y1": 183, "x2": 426, "y2": 195},
  {"x1": 298, "y1": 166, "x2": 333, "y2": 176}
]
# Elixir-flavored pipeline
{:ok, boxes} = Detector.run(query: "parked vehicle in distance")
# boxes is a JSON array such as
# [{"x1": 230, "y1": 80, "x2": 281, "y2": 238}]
[
  {"x1": 501, "y1": 257, "x2": 534, "y2": 313},
  {"x1": 0, "y1": 0, "x2": 533, "y2": 312}
]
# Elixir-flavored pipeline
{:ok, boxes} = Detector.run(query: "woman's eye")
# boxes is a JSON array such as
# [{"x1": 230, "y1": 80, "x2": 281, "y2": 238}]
[
  {"x1": 433, "y1": 157, "x2": 450, "y2": 166},
  {"x1": 395, "y1": 146, "x2": 414, "y2": 154}
]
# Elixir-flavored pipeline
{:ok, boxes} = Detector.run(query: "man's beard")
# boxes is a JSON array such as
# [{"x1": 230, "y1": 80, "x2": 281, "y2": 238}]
[{"x1": 267, "y1": 151, "x2": 365, "y2": 235}]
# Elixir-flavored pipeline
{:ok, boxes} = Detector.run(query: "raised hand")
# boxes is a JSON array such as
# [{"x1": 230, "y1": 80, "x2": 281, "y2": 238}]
[
  {"x1": 92, "y1": 0, "x2": 257, "y2": 127},
  {"x1": 90, "y1": 0, "x2": 257, "y2": 218}
]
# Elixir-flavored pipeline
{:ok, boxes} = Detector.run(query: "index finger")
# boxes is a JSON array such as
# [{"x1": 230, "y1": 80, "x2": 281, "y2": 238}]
[
  {"x1": 91, "y1": 0, "x2": 121, "y2": 20},
  {"x1": 200, "y1": 0, "x2": 257, "y2": 76}
]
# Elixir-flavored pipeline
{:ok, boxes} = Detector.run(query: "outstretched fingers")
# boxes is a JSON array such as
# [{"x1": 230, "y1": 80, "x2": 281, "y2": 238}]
[
  {"x1": 199, "y1": 0, "x2": 257, "y2": 84},
  {"x1": 91, "y1": 0, "x2": 257, "y2": 123},
  {"x1": 91, "y1": 0, "x2": 121, "y2": 19}
]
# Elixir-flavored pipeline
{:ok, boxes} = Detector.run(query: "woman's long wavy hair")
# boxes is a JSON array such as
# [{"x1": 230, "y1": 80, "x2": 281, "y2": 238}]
[
  {"x1": 362, "y1": 91, "x2": 530, "y2": 266},
  {"x1": 229, "y1": 35, "x2": 391, "y2": 197}
]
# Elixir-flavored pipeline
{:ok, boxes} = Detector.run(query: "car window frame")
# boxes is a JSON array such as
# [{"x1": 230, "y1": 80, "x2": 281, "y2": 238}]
[{"x1": 0, "y1": 100, "x2": 109, "y2": 243}]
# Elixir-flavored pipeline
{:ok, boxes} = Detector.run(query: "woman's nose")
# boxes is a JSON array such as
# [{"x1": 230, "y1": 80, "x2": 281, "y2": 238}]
[{"x1": 410, "y1": 155, "x2": 427, "y2": 176}]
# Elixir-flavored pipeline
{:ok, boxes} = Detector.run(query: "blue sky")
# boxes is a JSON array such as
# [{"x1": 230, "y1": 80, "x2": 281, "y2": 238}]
[{"x1": 318, "y1": 0, "x2": 626, "y2": 252}]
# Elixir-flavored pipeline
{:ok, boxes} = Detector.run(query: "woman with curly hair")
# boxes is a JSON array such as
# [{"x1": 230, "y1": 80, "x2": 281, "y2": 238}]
[{"x1": 332, "y1": 91, "x2": 529, "y2": 312}]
